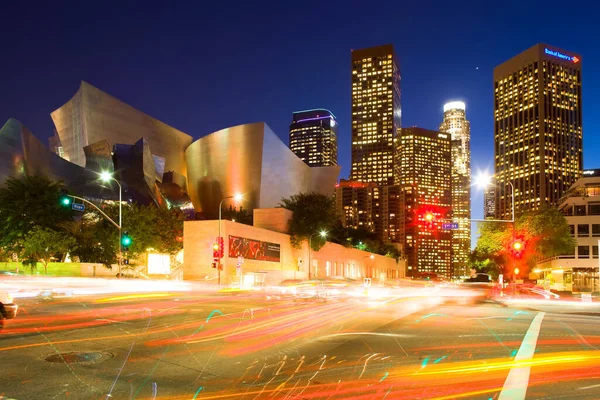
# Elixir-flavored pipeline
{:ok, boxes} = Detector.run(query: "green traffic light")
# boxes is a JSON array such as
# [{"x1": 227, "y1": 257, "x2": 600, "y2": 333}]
[
  {"x1": 61, "y1": 196, "x2": 72, "y2": 206},
  {"x1": 122, "y1": 236, "x2": 132, "y2": 246}
]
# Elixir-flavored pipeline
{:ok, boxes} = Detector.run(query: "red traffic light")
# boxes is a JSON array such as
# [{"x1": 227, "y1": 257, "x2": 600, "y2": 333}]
[
  {"x1": 218, "y1": 236, "x2": 225, "y2": 258},
  {"x1": 511, "y1": 238, "x2": 525, "y2": 258},
  {"x1": 212, "y1": 243, "x2": 219, "y2": 258}
]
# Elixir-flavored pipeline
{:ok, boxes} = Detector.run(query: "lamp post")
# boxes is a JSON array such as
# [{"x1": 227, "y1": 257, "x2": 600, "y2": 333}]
[
  {"x1": 308, "y1": 230, "x2": 327, "y2": 279},
  {"x1": 99, "y1": 171, "x2": 122, "y2": 278},
  {"x1": 474, "y1": 173, "x2": 515, "y2": 223},
  {"x1": 218, "y1": 194, "x2": 243, "y2": 286},
  {"x1": 475, "y1": 172, "x2": 516, "y2": 294}
]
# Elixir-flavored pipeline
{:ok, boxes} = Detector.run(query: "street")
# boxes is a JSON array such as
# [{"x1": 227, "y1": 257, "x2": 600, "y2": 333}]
[{"x1": 1, "y1": 284, "x2": 600, "y2": 400}]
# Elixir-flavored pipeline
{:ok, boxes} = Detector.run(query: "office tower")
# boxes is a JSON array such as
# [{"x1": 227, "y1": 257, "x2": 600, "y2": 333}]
[
  {"x1": 484, "y1": 187, "x2": 496, "y2": 219},
  {"x1": 439, "y1": 101, "x2": 471, "y2": 278},
  {"x1": 399, "y1": 127, "x2": 452, "y2": 279},
  {"x1": 289, "y1": 109, "x2": 338, "y2": 167},
  {"x1": 335, "y1": 180, "x2": 403, "y2": 244},
  {"x1": 494, "y1": 44, "x2": 582, "y2": 219},
  {"x1": 350, "y1": 44, "x2": 401, "y2": 185}
]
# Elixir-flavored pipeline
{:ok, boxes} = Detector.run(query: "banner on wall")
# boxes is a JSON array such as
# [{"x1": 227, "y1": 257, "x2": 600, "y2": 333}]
[{"x1": 228, "y1": 235, "x2": 281, "y2": 262}]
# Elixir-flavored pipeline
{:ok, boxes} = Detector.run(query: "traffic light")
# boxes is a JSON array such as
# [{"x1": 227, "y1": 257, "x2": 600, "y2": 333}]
[
  {"x1": 218, "y1": 236, "x2": 225, "y2": 258},
  {"x1": 511, "y1": 238, "x2": 525, "y2": 258},
  {"x1": 213, "y1": 242, "x2": 219, "y2": 258},
  {"x1": 420, "y1": 211, "x2": 436, "y2": 230},
  {"x1": 60, "y1": 189, "x2": 72, "y2": 207},
  {"x1": 211, "y1": 262, "x2": 217, "y2": 269},
  {"x1": 514, "y1": 267, "x2": 520, "y2": 276},
  {"x1": 122, "y1": 231, "x2": 132, "y2": 251}
]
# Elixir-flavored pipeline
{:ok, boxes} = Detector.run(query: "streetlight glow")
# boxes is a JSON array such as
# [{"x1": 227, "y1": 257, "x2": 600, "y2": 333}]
[
  {"x1": 474, "y1": 172, "x2": 492, "y2": 188},
  {"x1": 233, "y1": 193, "x2": 243, "y2": 202},
  {"x1": 99, "y1": 171, "x2": 113, "y2": 183},
  {"x1": 320, "y1": 230, "x2": 327, "y2": 237},
  {"x1": 97, "y1": 170, "x2": 123, "y2": 278}
]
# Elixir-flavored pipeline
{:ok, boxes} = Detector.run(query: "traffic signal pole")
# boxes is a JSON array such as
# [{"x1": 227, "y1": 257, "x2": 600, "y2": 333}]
[{"x1": 63, "y1": 193, "x2": 123, "y2": 276}]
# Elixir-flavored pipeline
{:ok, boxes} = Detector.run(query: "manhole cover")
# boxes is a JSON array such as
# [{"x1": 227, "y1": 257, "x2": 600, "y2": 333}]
[{"x1": 45, "y1": 352, "x2": 113, "y2": 364}]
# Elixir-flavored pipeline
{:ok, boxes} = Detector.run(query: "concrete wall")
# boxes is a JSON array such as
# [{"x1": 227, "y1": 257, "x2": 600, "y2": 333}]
[
  {"x1": 253, "y1": 208, "x2": 292, "y2": 234},
  {"x1": 183, "y1": 220, "x2": 405, "y2": 285}
]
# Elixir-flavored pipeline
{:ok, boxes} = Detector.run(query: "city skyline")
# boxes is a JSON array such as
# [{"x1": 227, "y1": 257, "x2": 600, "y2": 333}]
[{"x1": 2, "y1": 2, "x2": 599, "y2": 234}]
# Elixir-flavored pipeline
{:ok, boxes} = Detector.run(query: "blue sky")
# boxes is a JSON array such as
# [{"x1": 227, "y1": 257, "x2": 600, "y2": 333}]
[{"x1": 2, "y1": 1, "x2": 599, "y2": 248}]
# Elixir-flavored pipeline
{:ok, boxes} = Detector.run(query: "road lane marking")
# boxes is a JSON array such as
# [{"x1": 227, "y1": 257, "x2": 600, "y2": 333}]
[
  {"x1": 498, "y1": 312, "x2": 545, "y2": 400},
  {"x1": 578, "y1": 383, "x2": 600, "y2": 390}
]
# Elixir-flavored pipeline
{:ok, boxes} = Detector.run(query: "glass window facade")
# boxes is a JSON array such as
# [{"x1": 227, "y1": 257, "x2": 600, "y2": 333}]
[
  {"x1": 350, "y1": 44, "x2": 401, "y2": 185},
  {"x1": 493, "y1": 44, "x2": 582, "y2": 219},
  {"x1": 289, "y1": 109, "x2": 338, "y2": 167}
]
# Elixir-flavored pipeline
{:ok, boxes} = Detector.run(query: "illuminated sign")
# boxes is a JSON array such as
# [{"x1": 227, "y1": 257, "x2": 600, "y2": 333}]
[
  {"x1": 544, "y1": 48, "x2": 579, "y2": 63},
  {"x1": 229, "y1": 235, "x2": 281, "y2": 262}
]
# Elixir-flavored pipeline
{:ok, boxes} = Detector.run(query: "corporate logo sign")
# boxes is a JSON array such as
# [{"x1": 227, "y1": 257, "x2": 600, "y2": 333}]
[{"x1": 544, "y1": 48, "x2": 580, "y2": 63}]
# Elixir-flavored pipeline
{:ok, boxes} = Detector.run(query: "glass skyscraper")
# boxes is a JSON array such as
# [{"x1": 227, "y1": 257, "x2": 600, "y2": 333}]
[
  {"x1": 399, "y1": 127, "x2": 452, "y2": 279},
  {"x1": 350, "y1": 44, "x2": 401, "y2": 185},
  {"x1": 439, "y1": 101, "x2": 471, "y2": 278},
  {"x1": 289, "y1": 109, "x2": 338, "y2": 167},
  {"x1": 494, "y1": 44, "x2": 582, "y2": 219}
]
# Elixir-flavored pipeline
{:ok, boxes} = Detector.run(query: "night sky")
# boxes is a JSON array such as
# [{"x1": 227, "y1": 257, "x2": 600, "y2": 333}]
[{"x1": 2, "y1": 1, "x2": 599, "y2": 246}]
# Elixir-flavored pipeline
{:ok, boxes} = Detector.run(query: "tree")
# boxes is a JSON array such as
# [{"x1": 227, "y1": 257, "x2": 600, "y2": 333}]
[
  {"x1": 279, "y1": 192, "x2": 339, "y2": 250},
  {"x1": 221, "y1": 205, "x2": 253, "y2": 225},
  {"x1": 68, "y1": 217, "x2": 118, "y2": 268},
  {"x1": 70, "y1": 202, "x2": 184, "y2": 268},
  {"x1": 0, "y1": 175, "x2": 74, "y2": 255},
  {"x1": 472, "y1": 205, "x2": 575, "y2": 277},
  {"x1": 22, "y1": 227, "x2": 77, "y2": 275}
]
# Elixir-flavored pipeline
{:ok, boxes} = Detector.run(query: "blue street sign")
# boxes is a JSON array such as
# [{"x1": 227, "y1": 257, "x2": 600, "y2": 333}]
[
  {"x1": 442, "y1": 222, "x2": 459, "y2": 230},
  {"x1": 72, "y1": 203, "x2": 85, "y2": 212}
]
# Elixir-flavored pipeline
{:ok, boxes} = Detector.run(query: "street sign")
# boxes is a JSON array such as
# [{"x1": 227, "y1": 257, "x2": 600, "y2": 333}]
[
  {"x1": 442, "y1": 222, "x2": 459, "y2": 230},
  {"x1": 72, "y1": 203, "x2": 85, "y2": 212}
]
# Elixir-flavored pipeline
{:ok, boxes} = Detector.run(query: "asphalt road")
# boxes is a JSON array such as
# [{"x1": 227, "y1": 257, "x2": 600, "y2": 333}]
[{"x1": 1, "y1": 288, "x2": 599, "y2": 400}]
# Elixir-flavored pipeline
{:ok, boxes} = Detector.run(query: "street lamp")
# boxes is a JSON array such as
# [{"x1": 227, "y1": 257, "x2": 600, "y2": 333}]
[
  {"x1": 308, "y1": 230, "x2": 327, "y2": 279},
  {"x1": 475, "y1": 172, "x2": 516, "y2": 295},
  {"x1": 474, "y1": 172, "x2": 515, "y2": 223},
  {"x1": 218, "y1": 193, "x2": 243, "y2": 286},
  {"x1": 99, "y1": 171, "x2": 123, "y2": 278}
]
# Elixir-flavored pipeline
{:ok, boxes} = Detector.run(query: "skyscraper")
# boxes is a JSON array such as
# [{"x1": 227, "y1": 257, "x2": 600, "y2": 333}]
[
  {"x1": 494, "y1": 44, "x2": 582, "y2": 219},
  {"x1": 484, "y1": 187, "x2": 496, "y2": 219},
  {"x1": 350, "y1": 44, "x2": 401, "y2": 185},
  {"x1": 439, "y1": 101, "x2": 471, "y2": 278},
  {"x1": 399, "y1": 127, "x2": 452, "y2": 279},
  {"x1": 335, "y1": 180, "x2": 403, "y2": 244},
  {"x1": 289, "y1": 109, "x2": 338, "y2": 167}
]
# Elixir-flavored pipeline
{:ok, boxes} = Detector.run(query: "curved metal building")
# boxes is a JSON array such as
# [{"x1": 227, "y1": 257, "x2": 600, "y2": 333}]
[
  {"x1": 185, "y1": 122, "x2": 340, "y2": 218},
  {"x1": 51, "y1": 81, "x2": 193, "y2": 178}
]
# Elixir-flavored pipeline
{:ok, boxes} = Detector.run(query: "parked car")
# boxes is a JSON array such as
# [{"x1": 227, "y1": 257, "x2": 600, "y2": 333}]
[{"x1": 0, "y1": 290, "x2": 18, "y2": 329}]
